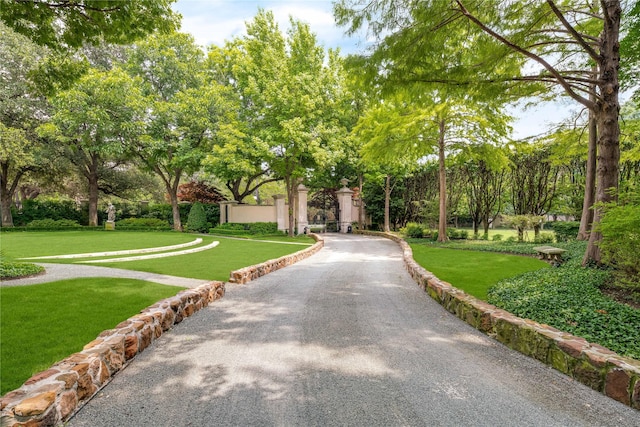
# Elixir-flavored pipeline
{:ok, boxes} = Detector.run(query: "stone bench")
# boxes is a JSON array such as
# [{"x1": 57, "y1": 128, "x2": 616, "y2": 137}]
[{"x1": 533, "y1": 246, "x2": 567, "y2": 262}]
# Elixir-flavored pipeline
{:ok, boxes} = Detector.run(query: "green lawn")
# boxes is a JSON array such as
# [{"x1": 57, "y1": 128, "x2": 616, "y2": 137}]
[
  {"x1": 409, "y1": 244, "x2": 549, "y2": 299},
  {"x1": 1, "y1": 231, "x2": 315, "y2": 281},
  {"x1": 94, "y1": 236, "x2": 314, "y2": 281},
  {"x1": 0, "y1": 278, "x2": 185, "y2": 395},
  {"x1": 1, "y1": 231, "x2": 197, "y2": 258},
  {"x1": 0, "y1": 230, "x2": 316, "y2": 395}
]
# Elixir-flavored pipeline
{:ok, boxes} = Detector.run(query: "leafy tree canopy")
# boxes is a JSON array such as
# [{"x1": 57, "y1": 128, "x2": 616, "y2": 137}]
[{"x1": 0, "y1": 0, "x2": 179, "y2": 50}]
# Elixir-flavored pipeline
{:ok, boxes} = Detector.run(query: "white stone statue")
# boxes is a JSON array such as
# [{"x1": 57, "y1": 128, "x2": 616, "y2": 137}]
[{"x1": 106, "y1": 203, "x2": 116, "y2": 222}]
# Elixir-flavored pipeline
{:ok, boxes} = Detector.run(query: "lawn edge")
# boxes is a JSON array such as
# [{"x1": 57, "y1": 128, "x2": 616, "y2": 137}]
[
  {"x1": 0, "y1": 233, "x2": 325, "y2": 426},
  {"x1": 228, "y1": 233, "x2": 324, "y2": 284},
  {"x1": 356, "y1": 230, "x2": 640, "y2": 411}
]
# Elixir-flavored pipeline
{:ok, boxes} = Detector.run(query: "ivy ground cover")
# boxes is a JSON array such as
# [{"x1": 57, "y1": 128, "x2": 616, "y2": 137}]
[{"x1": 409, "y1": 240, "x2": 640, "y2": 360}]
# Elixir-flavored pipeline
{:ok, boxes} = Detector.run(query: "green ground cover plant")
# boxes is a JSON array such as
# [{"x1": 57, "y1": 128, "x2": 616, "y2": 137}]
[
  {"x1": 488, "y1": 243, "x2": 640, "y2": 360},
  {"x1": 0, "y1": 260, "x2": 44, "y2": 279},
  {"x1": 408, "y1": 243, "x2": 549, "y2": 300},
  {"x1": 408, "y1": 239, "x2": 639, "y2": 360},
  {"x1": 0, "y1": 278, "x2": 185, "y2": 395}
]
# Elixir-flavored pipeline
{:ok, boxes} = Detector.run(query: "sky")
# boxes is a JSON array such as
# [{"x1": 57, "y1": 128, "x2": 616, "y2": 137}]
[{"x1": 172, "y1": 0, "x2": 577, "y2": 140}]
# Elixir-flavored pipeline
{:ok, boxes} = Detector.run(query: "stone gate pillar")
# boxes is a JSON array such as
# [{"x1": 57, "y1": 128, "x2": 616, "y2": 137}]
[
  {"x1": 273, "y1": 194, "x2": 286, "y2": 232},
  {"x1": 297, "y1": 184, "x2": 309, "y2": 234},
  {"x1": 219, "y1": 201, "x2": 238, "y2": 224},
  {"x1": 336, "y1": 178, "x2": 354, "y2": 233}
]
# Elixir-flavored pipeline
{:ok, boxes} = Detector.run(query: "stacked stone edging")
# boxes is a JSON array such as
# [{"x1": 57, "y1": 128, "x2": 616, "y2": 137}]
[
  {"x1": 229, "y1": 234, "x2": 324, "y2": 284},
  {"x1": 0, "y1": 281, "x2": 225, "y2": 427},
  {"x1": 355, "y1": 230, "x2": 640, "y2": 410}
]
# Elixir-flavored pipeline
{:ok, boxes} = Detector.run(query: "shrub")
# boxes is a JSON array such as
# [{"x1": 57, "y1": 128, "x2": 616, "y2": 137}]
[
  {"x1": 447, "y1": 229, "x2": 469, "y2": 240},
  {"x1": 12, "y1": 199, "x2": 84, "y2": 226},
  {"x1": 144, "y1": 203, "x2": 191, "y2": 228},
  {"x1": 214, "y1": 223, "x2": 246, "y2": 231},
  {"x1": 597, "y1": 202, "x2": 640, "y2": 280},
  {"x1": 210, "y1": 222, "x2": 279, "y2": 236},
  {"x1": 186, "y1": 202, "x2": 209, "y2": 233},
  {"x1": 25, "y1": 219, "x2": 82, "y2": 230},
  {"x1": 492, "y1": 234, "x2": 503, "y2": 241},
  {"x1": 115, "y1": 218, "x2": 171, "y2": 230},
  {"x1": 248, "y1": 222, "x2": 278, "y2": 234},
  {"x1": 549, "y1": 221, "x2": 580, "y2": 242},
  {"x1": 403, "y1": 222, "x2": 424, "y2": 238},
  {"x1": 534, "y1": 232, "x2": 555, "y2": 244}
]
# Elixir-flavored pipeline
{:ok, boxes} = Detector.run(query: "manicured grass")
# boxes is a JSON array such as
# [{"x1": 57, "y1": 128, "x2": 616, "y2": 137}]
[
  {"x1": 94, "y1": 236, "x2": 314, "y2": 281},
  {"x1": 409, "y1": 244, "x2": 549, "y2": 300},
  {"x1": 1, "y1": 232, "x2": 315, "y2": 281},
  {"x1": 0, "y1": 278, "x2": 185, "y2": 395},
  {"x1": 1, "y1": 231, "x2": 196, "y2": 258}
]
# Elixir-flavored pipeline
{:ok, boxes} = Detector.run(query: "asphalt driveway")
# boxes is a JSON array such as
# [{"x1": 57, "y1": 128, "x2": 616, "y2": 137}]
[{"x1": 67, "y1": 234, "x2": 639, "y2": 426}]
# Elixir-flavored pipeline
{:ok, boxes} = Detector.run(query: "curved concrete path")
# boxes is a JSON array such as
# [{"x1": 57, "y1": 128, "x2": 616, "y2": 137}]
[
  {"x1": 62, "y1": 234, "x2": 637, "y2": 426},
  {"x1": 1, "y1": 263, "x2": 209, "y2": 288}
]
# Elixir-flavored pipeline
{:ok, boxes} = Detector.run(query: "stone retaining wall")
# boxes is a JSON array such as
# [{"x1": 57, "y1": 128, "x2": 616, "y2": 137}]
[
  {"x1": 229, "y1": 234, "x2": 324, "y2": 284},
  {"x1": 1, "y1": 235, "x2": 324, "y2": 426},
  {"x1": 356, "y1": 230, "x2": 640, "y2": 410},
  {"x1": 0, "y1": 281, "x2": 225, "y2": 427}
]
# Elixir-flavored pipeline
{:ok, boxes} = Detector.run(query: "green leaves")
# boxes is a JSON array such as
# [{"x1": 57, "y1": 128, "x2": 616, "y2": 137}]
[
  {"x1": 0, "y1": 0, "x2": 178, "y2": 50},
  {"x1": 44, "y1": 67, "x2": 145, "y2": 156}
]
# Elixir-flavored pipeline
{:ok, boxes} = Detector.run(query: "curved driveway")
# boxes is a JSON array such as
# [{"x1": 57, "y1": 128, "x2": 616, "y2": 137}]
[{"x1": 68, "y1": 234, "x2": 638, "y2": 426}]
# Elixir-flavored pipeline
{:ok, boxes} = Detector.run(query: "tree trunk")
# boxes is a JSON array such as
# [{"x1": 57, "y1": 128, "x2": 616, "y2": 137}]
[
  {"x1": 583, "y1": 0, "x2": 621, "y2": 265},
  {"x1": 0, "y1": 191, "x2": 13, "y2": 227},
  {"x1": 577, "y1": 75, "x2": 598, "y2": 241},
  {"x1": 384, "y1": 174, "x2": 391, "y2": 232},
  {"x1": 358, "y1": 173, "x2": 366, "y2": 229},
  {"x1": 437, "y1": 119, "x2": 448, "y2": 242},
  {"x1": 87, "y1": 157, "x2": 99, "y2": 227},
  {"x1": 286, "y1": 176, "x2": 296, "y2": 237},
  {"x1": 0, "y1": 163, "x2": 23, "y2": 228},
  {"x1": 168, "y1": 176, "x2": 183, "y2": 232}
]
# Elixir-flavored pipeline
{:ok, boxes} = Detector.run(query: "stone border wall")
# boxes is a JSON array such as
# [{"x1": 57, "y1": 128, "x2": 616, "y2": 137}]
[
  {"x1": 1, "y1": 234, "x2": 324, "y2": 426},
  {"x1": 1, "y1": 282, "x2": 225, "y2": 427},
  {"x1": 356, "y1": 230, "x2": 640, "y2": 410},
  {"x1": 229, "y1": 233, "x2": 324, "y2": 284}
]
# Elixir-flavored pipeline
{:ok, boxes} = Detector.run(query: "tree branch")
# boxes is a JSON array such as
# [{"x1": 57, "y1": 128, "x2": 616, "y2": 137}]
[
  {"x1": 546, "y1": 0, "x2": 600, "y2": 60},
  {"x1": 454, "y1": 0, "x2": 596, "y2": 110}
]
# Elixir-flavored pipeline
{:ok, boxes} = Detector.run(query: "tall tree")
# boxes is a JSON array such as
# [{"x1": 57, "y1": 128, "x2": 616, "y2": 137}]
[
  {"x1": 230, "y1": 11, "x2": 346, "y2": 235},
  {"x1": 354, "y1": 88, "x2": 510, "y2": 240},
  {"x1": 458, "y1": 144, "x2": 509, "y2": 237},
  {"x1": 38, "y1": 67, "x2": 145, "y2": 226},
  {"x1": 0, "y1": 0, "x2": 177, "y2": 50},
  {"x1": 203, "y1": 44, "x2": 279, "y2": 203},
  {"x1": 508, "y1": 141, "x2": 560, "y2": 239},
  {"x1": 0, "y1": 23, "x2": 50, "y2": 227},
  {"x1": 127, "y1": 32, "x2": 232, "y2": 231},
  {"x1": 335, "y1": 0, "x2": 632, "y2": 263}
]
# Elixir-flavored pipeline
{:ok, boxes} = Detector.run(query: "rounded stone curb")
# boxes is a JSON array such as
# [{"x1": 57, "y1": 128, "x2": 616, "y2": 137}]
[
  {"x1": 355, "y1": 230, "x2": 640, "y2": 411},
  {"x1": 0, "y1": 281, "x2": 225, "y2": 427},
  {"x1": 1, "y1": 235, "x2": 326, "y2": 426},
  {"x1": 228, "y1": 233, "x2": 324, "y2": 284}
]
